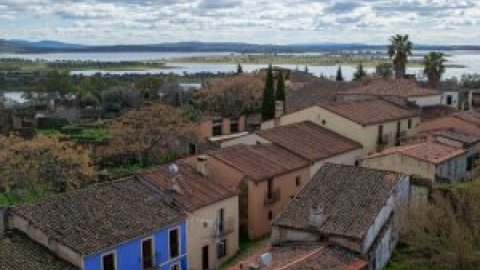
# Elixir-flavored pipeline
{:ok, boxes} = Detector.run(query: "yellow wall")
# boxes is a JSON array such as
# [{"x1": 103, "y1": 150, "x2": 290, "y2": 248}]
[
  {"x1": 363, "y1": 153, "x2": 436, "y2": 180},
  {"x1": 186, "y1": 196, "x2": 239, "y2": 270},
  {"x1": 262, "y1": 106, "x2": 420, "y2": 155}
]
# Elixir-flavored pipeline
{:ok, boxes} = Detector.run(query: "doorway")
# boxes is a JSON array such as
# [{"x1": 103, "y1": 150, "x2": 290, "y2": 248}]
[{"x1": 202, "y1": 245, "x2": 209, "y2": 270}]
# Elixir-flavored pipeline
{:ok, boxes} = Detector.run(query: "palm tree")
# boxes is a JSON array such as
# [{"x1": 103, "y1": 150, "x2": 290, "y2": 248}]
[
  {"x1": 388, "y1": 34, "x2": 413, "y2": 79},
  {"x1": 423, "y1": 52, "x2": 446, "y2": 88}
]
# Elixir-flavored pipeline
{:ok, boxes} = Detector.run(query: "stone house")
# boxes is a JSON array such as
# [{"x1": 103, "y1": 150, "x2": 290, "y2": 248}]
[
  {"x1": 138, "y1": 160, "x2": 239, "y2": 270},
  {"x1": 363, "y1": 141, "x2": 468, "y2": 183},
  {"x1": 221, "y1": 121, "x2": 363, "y2": 177},
  {"x1": 272, "y1": 164, "x2": 410, "y2": 270},
  {"x1": 2, "y1": 177, "x2": 188, "y2": 270},
  {"x1": 198, "y1": 115, "x2": 247, "y2": 140}
]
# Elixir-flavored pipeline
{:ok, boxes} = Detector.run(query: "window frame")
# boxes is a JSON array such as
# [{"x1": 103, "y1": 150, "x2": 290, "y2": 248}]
[
  {"x1": 168, "y1": 226, "x2": 182, "y2": 260},
  {"x1": 217, "y1": 238, "x2": 227, "y2": 259},
  {"x1": 141, "y1": 237, "x2": 155, "y2": 269},
  {"x1": 101, "y1": 251, "x2": 117, "y2": 270}
]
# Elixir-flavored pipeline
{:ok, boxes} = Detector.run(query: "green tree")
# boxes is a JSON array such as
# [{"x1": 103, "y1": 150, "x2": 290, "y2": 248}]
[
  {"x1": 376, "y1": 63, "x2": 393, "y2": 78},
  {"x1": 44, "y1": 71, "x2": 75, "y2": 99},
  {"x1": 261, "y1": 65, "x2": 275, "y2": 121},
  {"x1": 77, "y1": 76, "x2": 103, "y2": 107},
  {"x1": 388, "y1": 34, "x2": 413, "y2": 79},
  {"x1": 424, "y1": 52, "x2": 447, "y2": 88},
  {"x1": 237, "y1": 63, "x2": 243, "y2": 74},
  {"x1": 276, "y1": 70, "x2": 286, "y2": 110},
  {"x1": 353, "y1": 64, "x2": 367, "y2": 81},
  {"x1": 336, "y1": 66, "x2": 344, "y2": 81}
]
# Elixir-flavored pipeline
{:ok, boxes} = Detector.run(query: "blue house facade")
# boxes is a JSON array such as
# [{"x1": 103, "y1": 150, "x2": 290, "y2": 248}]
[
  {"x1": 84, "y1": 222, "x2": 187, "y2": 270},
  {"x1": 7, "y1": 177, "x2": 188, "y2": 270}
]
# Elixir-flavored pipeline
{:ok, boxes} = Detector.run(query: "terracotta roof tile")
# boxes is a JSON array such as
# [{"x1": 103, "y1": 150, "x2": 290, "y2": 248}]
[
  {"x1": 273, "y1": 164, "x2": 403, "y2": 240},
  {"x1": 210, "y1": 144, "x2": 309, "y2": 182},
  {"x1": 258, "y1": 121, "x2": 362, "y2": 162},
  {"x1": 12, "y1": 177, "x2": 185, "y2": 256},
  {"x1": 453, "y1": 110, "x2": 480, "y2": 126},
  {"x1": 420, "y1": 105, "x2": 457, "y2": 121},
  {"x1": 322, "y1": 99, "x2": 419, "y2": 126},
  {"x1": 0, "y1": 231, "x2": 79, "y2": 270},
  {"x1": 338, "y1": 78, "x2": 440, "y2": 98},
  {"x1": 367, "y1": 142, "x2": 465, "y2": 164},
  {"x1": 138, "y1": 160, "x2": 237, "y2": 212},
  {"x1": 419, "y1": 117, "x2": 480, "y2": 137},
  {"x1": 435, "y1": 130, "x2": 480, "y2": 146},
  {"x1": 226, "y1": 243, "x2": 367, "y2": 270}
]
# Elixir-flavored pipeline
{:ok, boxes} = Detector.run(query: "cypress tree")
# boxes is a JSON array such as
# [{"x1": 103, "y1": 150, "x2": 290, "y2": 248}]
[
  {"x1": 354, "y1": 63, "x2": 367, "y2": 81},
  {"x1": 237, "y1": 63, "x2": 243, "y2": 74},
  {"x1": 336, "y1": 66, "x2": 344, "y2": 81},
  {"x1": 261, "y1": 65, "x2": 275, "y2": 121},
  {"x1": 276, "y1": 70, "x2": 286, "y2": 109}
]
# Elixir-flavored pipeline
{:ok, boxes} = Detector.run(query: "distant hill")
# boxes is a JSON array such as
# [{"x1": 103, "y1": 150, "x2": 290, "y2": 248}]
[{"x1": 1, "y1": 40, "x2": 480, "y2": 54}]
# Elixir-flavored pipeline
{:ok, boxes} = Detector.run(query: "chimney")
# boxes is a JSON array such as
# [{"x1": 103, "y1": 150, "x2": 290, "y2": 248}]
[
  {"x1": 275, "y1": 100, "x2": 285, "y2": 119},
  {"x1": 196, "y1": 155, "x2": 209, "y2": 177},
  {"x1": 308, "y1": 204, "x2": 326, "y2": 227},
  {"x1": 167, "y1": 164, "x2": 182, "y2": 194}
]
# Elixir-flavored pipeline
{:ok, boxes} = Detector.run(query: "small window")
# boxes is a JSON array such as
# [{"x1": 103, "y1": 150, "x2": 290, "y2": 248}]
[
  {"x1": 321, "y1": 120, "x2": 326, "y2": 125},
  {"x1": 142, "y1": 238, "x2": 154, "y2": 269},
  {"x1": 171, "y1": 263, "x2": 180, "y2": 270},
  {"x1": 446, "y1": 95, "x2": 453, "y2": 105},
  {"x1": 295, "y1": 177, "x2": 301, "y2": 187},
  {"x1": 268, "y1": 211, "x2": 273, "y2": 221},
  {"x1": 102, "y1": 252, "x2": 116, "y2": 270},
  {"x1": 354, "y1": 159, "x2": 360, "y2": 167},
  {"x1": 230, "y1": 119, "x2": 239, "y2": 134},
  {"x1": 169, "y1": 228, "x2": 180, "y2": 259},
  {"x1": 217, "y1": 239, "x2": 227, "y2": 259},
  {"x1": 212, "y1": 120, "x2": 222, "y2": 136},
  {"x1": 290, "y1": 196, "x2": 294, "y2": 200},
  {"x1": 408, "y1": 119, "x2": 412, "y2": 129},
  {"x1": 188, "y1": 143, "x2": 197, "y2": 155}
]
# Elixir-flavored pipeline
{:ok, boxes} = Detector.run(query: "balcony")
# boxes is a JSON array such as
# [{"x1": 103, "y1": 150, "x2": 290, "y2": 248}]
[
  {"x1": 264, "y1": 189, "x2": 281, "y2": 206},
  {"x1": 211, "y1": 217, "x2": 235, "y2": 238}
]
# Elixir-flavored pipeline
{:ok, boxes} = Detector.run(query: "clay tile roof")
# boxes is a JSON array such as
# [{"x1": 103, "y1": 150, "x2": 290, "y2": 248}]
[
  {"x1": 419, "y1": 116, "x2": 480, "y2": 137},
  {"x1": 0, "y1": 231, "x2": 79, "y2": 270},
  {"x1": 337, "y1": 78, "x2": 440, "y2": 98},
  {"x1": 138, "y1": 160, "x2": 237, "y2": 212},
  {"x1": 453, "y1": 110, "x2": 480, "y2": 126},
  {"x1": 273, "y1": 164, "x2": 403, "y2": 240},
  {"x1": 322, "y1": 99, "x2": 420, "y2": 126},
  {"x1": 367, "y1": 142, "x2": 465, "y2": 164},
  {"x1": 210, "y1": 144, "x2": 309, "y2": 182},
  {"x1": 257, "y1": 121, "x2": 362, "y2": 162},
  {"x1": 435, "y1": 130, "x2": 480, "y2": 145},
  {"x1": 12, "y1": 177, "x2": 185, "y2": 256},
  {"x1": 226, "y1": 243, "x2": 367, "y2": 270},
  {"x1": 420, "y1": 105, "x2": 457, "y2": 121},
  {"x1": 286, "y1": 79, "x2": 357, "y2": 113}
]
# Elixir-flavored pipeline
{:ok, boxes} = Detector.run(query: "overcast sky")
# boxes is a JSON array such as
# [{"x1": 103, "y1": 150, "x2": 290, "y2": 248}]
[{"x1": 0, "y1": 0, "x2": 479, "y2": 45}]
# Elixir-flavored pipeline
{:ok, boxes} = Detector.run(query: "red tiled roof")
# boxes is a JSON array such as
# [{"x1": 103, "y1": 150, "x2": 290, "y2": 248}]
[
  {"x1": 226, "y1": 244, "x2": 367, "y2": 270},
  {"x1": 453, "y1": 110, "x2": 480, "y2": 126},
  {"x1": 210, "y1": 144, "x2": 309, "y2": 182},
  {"x1": 273, "y1": 164, "x2": 403, "y2": 240},
  {"x1": 420, "y1": 105, "x2": 457, "y2": 121},
  {"x1": 419, "y1": 116, "x2": 480, "y2": 137},
  {"x1": 258, "y1": 121, "x2": 362, "y2": 162},
  {"x1": 367, "y1": 142, "x2": 465, "y2": 164},
  {"x1": 337, "y1": 78, "x2": 440, "y2": 98},
  {"x1": 138, "y1": 160, "x2": 237, "y2": 212},
  {"x1": 322, "y1": 99, "x2": 420, "y2": 126}
]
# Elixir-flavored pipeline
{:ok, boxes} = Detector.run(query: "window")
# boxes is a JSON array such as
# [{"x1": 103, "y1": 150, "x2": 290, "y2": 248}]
[
  {"x1": 212, "y1": 120, "x2": 222, "y2": 136},
  {"x1": 142, "y1": 238, "x2": 154, "y2": 269},
  {"x1": 408, "y1": 119, "x2": 412, "y2": 129},
  {"x1": 217, "y1": 208, "x2": 225, "y2": 234},
  {"x1": 447, "y1": 95, "x2": 453, "y2": 105},
  {"x1": 230, "y1": 119, "x2": 239, "y2": 133},
  {"x1": 295, "y1": 177, "x2": 301, "y2": 187},
  {"x1": 217, "y1": 239, "x2": 227, "y2": 259},
  {"x1": 467, "y1": 156, "x2": 474, "y2": 171},
  {"x1": 171, "y1": 263, "x2": 180, "y2": 270},
  {"x1": 377, "y1": 125, "x2": 384, "y2": 144},
  {"x1": 267, "y1": 179, "x2": 273, "y2": 200},
  {"x1": 268, "y1": 211, "x2": 273, "y2": 221},
  {"x1": 354, "y1": 159, "x2": 360, "y2": 167},
  {"x1": 169, "y1": 228, "x2": 180, "y2": 259},
  {"x1": 102, "y1": 252, "x2": 116, "y2": 270},
  {"x1": 188, "y1": 143, "x2": 197, "y2": 155},
  {"x1": 321, "y1": 120, "x2": 326, "y2": 125}
]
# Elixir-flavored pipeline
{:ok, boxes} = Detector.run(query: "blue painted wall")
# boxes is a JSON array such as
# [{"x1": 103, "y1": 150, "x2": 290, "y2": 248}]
[{"x1": 83, "y1": 221, "x2": 187, "y2": 270}]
